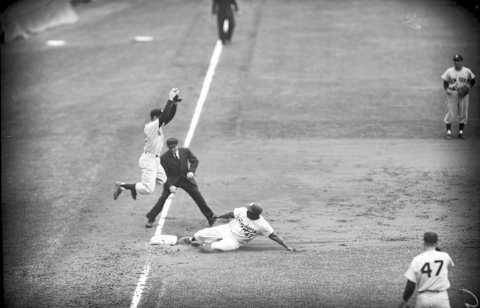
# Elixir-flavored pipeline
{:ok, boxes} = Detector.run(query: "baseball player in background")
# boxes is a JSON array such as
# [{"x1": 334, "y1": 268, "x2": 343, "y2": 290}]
[
  {"x1": 398, "y1": 232, "x2": 454, "y2": 308},
  {"x1": 113, "y1": 88, "x2": 181, "y2": 200},
  {"x1": 179, "y1": 203, "x2": 296, "y2": 252},
  {"x1": 441, "y1": 54, "x2": 476, "y2": 139}
]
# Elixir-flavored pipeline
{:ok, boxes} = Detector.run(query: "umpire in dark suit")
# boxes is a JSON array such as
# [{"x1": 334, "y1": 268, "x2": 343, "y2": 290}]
[
  {"x1": 145, "y1": 138, "x2": 216, "y2": 228},
  {"x1": 212, "y1": 0, "x2": 238, "y2": 44}
]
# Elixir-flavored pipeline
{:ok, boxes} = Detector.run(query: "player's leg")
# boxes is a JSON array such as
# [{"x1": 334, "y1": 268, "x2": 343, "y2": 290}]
[
  {"x1": 179, "y1": 179, "x2": 215, "y2": 225},
  {"x1": 135, "y1": 153, "x2": 157, "y2": 195},
  {"x1": 193, "y1": 224, "x2": 228, "y2": 243},
  {"x1": 457, "y1": 96, "x2": 469, "y2": 139},
  {"x1": 155, "y1": 159, "x2": 166, "y2": 185},
  {"x1": 145, "y1": 183, "x2": 170, "y2": 227},
  {"x1": 227, "y1": 14, "x2": 235, "y2": 42},
  {"x1": 443, "y1": 94, "x2": 458, "y2": 138},
  {"x1": 217, "y1": 14, "x2": 224, "y2": 43},
  {"x1": 209, "y1": 235, "x2": 240, "y2": 252}
]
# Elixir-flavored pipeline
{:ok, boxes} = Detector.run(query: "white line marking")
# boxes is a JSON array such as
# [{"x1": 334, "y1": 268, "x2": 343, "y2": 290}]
[
  {"x1": 184, "y1": 40, "x2": 223, "y2": 148},
  {"x1": 129, "y1": 40, "x2": 223, "y2": 308}
]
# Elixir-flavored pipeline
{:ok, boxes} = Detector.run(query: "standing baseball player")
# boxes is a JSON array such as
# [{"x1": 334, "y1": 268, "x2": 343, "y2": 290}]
[
  {"x1": 178, "y1": 203, "x2": 296, "y2": 252},
  {"x1": 212, "y1": 0, "x2": 239, "y2": 44},
  {"x1": 441, "y1": 54, "x2": 476, "y2": 139},
  {"x1": 113, "y1": 88, "x2": 181, "y2": 200},
  {"x1": 398, "y1": 232, "x2": 454, "y2": 308}
]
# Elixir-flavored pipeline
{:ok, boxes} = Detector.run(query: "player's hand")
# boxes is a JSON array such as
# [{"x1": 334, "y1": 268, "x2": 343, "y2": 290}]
[
  {"x1": 169, "y1": 88, "x2": 181, "y2": 102},
  {"x1": 169, "y1": 185, "x2": 177, "y2": 193},
  {"x1": 186, "y1": 172, "x2": 195, "y2": 179},
  {"x1": 446, "y1": 89, "x2": 454, "y2": 95}
]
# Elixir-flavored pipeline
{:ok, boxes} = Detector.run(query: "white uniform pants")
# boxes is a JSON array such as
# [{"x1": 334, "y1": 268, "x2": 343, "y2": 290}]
[
  {"x1": 135, "y1": 152, "x2": 166, "y2": 195},
  {"x1": 444, "y1": 92, "x2": 469, "y2": 124},
  {"x1": 194, "y1": 224, "x2": 241, "y2": 251},
  {"x1": 415, "y1": 291, "x2": 450, "y2": 308}
]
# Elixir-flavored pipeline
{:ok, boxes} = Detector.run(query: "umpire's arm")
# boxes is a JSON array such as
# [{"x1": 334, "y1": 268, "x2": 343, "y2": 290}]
[{"x1": 186, "y1": 148, "x2": 199, "y2": 173}]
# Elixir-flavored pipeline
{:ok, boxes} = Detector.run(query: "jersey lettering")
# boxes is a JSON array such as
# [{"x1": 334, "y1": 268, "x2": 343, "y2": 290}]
[{"x1": 420, "y1": 260, "x2": 444, "y2": 278}]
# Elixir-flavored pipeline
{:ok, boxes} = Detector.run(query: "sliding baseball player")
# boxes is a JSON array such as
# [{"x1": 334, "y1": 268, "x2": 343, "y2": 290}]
[
  {"x1": 179, "y1": 203, "x2": 296, "y2": 252},
  {"x1": 113, "y1": 88, "x2": 181, "y2": 200}
]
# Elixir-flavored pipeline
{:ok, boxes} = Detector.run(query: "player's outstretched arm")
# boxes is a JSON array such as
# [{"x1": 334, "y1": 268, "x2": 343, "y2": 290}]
[
  {"x1": 268, "y1": 233, "x2": 295, "y2": 251},
  {"x1": 159, "y1": 88, "x2": 181, "y2": 126}
]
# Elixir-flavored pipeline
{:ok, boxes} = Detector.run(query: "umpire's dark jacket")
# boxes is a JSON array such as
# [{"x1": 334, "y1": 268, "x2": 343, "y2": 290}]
[
  {"x1": 160, "y1": 147, "x2": 198, "y2": 187},
  {"x1": 147, "y1": 147, "x2": 214, "y2": 224}
]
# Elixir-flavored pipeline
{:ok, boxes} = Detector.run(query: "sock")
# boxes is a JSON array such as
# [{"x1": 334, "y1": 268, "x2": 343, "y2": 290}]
[
  {"x1": 459, "y1": 123, "x2": 465, "y2": 131},
  {"x1": 446, "y1": 123, "x2": 451, "y2": 131},
  {"x1": 121, "y1": 183, "x2": 136, "y2": 192}
]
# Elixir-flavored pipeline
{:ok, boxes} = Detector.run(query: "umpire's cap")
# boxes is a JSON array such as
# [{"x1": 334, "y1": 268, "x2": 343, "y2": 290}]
[
  {"x1": 166, "y1": 137, "x2": 179, "y2": 148},
  {"x1": 423, "y1": 232, "x2": 438, "y2": 245},
  {"x1": 247, "y1": 202, "x2": 263, "y2": 219},
  {"x1": 453, "y1": 54, "x2": 463, "y2": 61}
]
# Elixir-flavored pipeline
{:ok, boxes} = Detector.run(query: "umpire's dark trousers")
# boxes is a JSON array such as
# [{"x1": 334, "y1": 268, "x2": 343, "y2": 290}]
[
  {"x1": 146, "y1": 177, "x2": 214, "y2": 222},
  {"x1": 217, "y1": 12, "x2": 235, "y2": 42}
]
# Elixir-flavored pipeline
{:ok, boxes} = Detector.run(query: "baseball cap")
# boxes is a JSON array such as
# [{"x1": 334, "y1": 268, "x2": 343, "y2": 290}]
[
  {"x1": 166, "y1": 137, "x2": 179, "y2": 148},
  {"x1": 453, "y1": 54, "x2": 463, "y2": 61},
  {"x1": 423, "y1": 232, "x2": 438, "y2": 245},
  {"x1": 247, "y1": 202, "x2": 263, "y2": 218}
]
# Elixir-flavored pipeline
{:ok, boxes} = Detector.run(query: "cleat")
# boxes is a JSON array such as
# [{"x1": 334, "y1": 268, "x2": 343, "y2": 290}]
[
  {"x1": 458, "y1": 131, "x2": 464, "y2": 139},
  {"x1": 445, "y1": 130, "x2": 452, "y2": 139},
  {"x1": 113, "y1": 182, "x2": 125, "y2": 200},
  {"x1": 145, "y1": 220, "x2": 154, "y2": 228}
]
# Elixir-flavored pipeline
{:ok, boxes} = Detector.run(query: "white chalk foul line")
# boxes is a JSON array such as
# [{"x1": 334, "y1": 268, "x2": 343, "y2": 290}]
[{"x1": 129, "y1": 40, "x2": 223, "y2": 308}]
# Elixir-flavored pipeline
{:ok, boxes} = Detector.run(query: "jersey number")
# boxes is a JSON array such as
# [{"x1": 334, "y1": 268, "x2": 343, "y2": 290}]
[{"x1": 420, "y1": 260, "x2": 444, "y2": 278}]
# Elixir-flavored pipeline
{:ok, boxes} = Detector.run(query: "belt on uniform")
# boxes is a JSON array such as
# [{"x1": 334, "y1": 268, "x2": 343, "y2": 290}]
[
  {"x1": 418, "y1": 290, "x2": 444, "y2": 294},
  {"x1": 144, "y1": 152, "x2": 159, "y2": 157}
]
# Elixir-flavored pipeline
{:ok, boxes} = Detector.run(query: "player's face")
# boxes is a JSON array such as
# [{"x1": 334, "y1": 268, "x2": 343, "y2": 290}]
[
  {"x1": 453, "y1": 60, "x2": 462, "y2": 70},
  {"x1": 168, "y1": 145, "x2": 178, "y2": 152}
]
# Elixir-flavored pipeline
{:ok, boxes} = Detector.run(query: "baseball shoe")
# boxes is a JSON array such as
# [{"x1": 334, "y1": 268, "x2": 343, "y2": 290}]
[
  {"x1": 458, "y1": 130, "x2": 464, "y2": 139},
  {"x1": 113, "y1": 182, "x2": 125, "y2": 200},
  {"x1": 191, "y1": 240, "x2": 202, "y2": 248},
  {"x1": 445, "y1": 130, "x2": 452, "y2": 139},
  {"x1": 145, "y1": 220, "x2": 154, "y2": 228}
]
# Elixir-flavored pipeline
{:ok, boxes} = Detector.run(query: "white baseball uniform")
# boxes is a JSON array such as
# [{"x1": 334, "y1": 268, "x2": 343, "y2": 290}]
[
  {"x1": 193, "y1": 207, "x2": 274, "y2": 251},
  {"x1": 441, "y1": 66, "x2": 475, "y2": 124},
  {"x1": 134, "y1": 119, "x2": 167, "y2": 194},
  {"x1": 404, "y1": 249, "x2": 454, "y2": 308}
]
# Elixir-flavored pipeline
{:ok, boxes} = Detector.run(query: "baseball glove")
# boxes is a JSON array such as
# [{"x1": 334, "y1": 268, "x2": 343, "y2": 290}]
[{"x1": 457, "y1": 85, "x2": 470, "y2": 98}]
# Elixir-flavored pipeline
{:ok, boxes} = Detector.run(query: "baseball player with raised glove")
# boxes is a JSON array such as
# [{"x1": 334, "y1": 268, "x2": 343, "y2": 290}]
[
  {"x1": 113, "y1": 88, "x2": 182, "y2": 200},
  {"x1": 441, "y1": 54, "x2": 476, "y2": 139}
]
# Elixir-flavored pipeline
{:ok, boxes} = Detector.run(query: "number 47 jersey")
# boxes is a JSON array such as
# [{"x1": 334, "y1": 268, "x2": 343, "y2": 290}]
[{"x1": 405, "y1": 249, "x2": 454, "y2": 292}]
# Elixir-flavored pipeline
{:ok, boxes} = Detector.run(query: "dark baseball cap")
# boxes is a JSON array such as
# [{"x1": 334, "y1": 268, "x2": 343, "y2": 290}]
[
  {"x1": 453, "y1": 54, "x2": 463, "y2": 61},
  {"x1": 247, "y1": 203, "x2": 263, "y2": 218},
  {"x1": 423, "y1": 232, "x2": 438, "y2": 245},
  {"x1": 166, "y1": 138, "x2": 179, "y2": 147}
]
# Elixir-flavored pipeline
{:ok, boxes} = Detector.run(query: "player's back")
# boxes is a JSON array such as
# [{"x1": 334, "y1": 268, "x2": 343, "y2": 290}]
[{"x1": 406, "y1": 249, "x2": 454, "y2": 293}]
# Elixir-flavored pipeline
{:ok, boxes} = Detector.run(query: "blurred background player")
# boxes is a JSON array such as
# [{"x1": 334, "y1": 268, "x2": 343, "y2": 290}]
[
  {"x1": 398, "y1": 232, "x2": 454, "y2": 308},
  {"x1": 441, "y1": 54, "x2": 476, "y2": 139},
  {"x1": 113, "y1": 88, "x2": 181, "y2": 200},
  {"x1": 145, "y1": 138, "x2": 216, "y2": 228},
  {"x1": 179, "y1": 203, "x2": 296, "y2": 252},
  {"x1": 212, "y1": 0, "x2": 238, "y2": 44}
]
